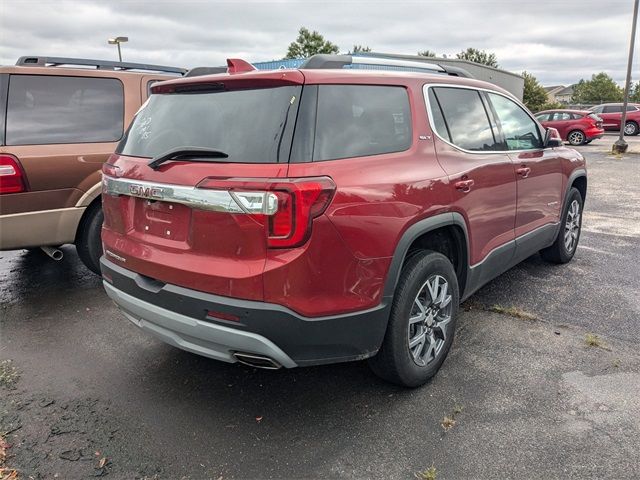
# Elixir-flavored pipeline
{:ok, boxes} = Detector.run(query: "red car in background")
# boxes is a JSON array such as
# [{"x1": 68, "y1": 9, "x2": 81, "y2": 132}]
[
  {"x1": 535, "y1": 109, "x2": 604, "y2": 146},
  {"x1": 588, "y1": 103, "x2": 640, "y2": 136}
]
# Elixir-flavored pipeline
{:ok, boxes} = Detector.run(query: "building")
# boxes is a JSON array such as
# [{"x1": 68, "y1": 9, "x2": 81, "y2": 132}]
[
  {"x1": 544, "y1": 85, "x2": 575, "y2": 104},
  {"x1": 253, "y1": 52, "x2": 525, "y2": 100}
]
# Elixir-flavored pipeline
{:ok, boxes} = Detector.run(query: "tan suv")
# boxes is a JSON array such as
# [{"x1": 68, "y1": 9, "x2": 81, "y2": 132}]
[{"x1": 0, "y1": 56, "x2": 185, "y2": 273}]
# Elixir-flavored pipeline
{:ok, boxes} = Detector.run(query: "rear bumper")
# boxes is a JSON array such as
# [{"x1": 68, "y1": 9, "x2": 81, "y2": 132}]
[
  {"x1": 584, "y1": 128, "x2": 604, "y2": 141},
  {"x1": 0, "y1": 207, "x2": 85, "y2": 250},
  {"x1": 101, "y1": 258, "x2": 390, "y2": 367}
]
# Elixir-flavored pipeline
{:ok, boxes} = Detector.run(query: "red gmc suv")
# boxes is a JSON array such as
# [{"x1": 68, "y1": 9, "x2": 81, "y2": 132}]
[{"x1": 100, "y1": 55, "x2": 586, "y2": 387}]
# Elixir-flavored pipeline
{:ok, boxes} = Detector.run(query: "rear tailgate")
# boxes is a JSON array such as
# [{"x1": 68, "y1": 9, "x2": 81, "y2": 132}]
[{"x1": 102, "y1": 71, "x2": 304, "y2": 301}]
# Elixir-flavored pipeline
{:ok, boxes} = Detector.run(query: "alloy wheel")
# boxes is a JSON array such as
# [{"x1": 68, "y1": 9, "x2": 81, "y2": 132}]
[
  {"x1": 624, "y1": 122, "x2": 637, "y2": 135},
  {"x1": 407, "y1": 275, "x2": 453, "y2": 366},
  {"x1": 568, "y1": 131, "x2": 584, "y2": 145},
  {"x1": 564, "y1": 199, "x2": 581, "y2": 253}
]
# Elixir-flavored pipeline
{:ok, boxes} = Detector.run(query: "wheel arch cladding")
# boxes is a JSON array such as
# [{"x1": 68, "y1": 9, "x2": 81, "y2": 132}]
[
  {"x1": 571, "y1": 174, "x2": 587, "y2": 202},
  {"x1": 383, "y1": 212, "x2": 469, "y2": 300}
]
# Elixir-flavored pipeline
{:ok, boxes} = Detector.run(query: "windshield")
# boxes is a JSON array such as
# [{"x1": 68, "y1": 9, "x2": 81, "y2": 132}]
[{"x1": 117, "y1": 85, "x2": 302, "y2": 163}]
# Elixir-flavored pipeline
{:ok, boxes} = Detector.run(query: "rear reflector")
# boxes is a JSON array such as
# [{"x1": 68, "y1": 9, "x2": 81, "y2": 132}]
[
  {"x1": 0, "y1": 154, "x2": 28, "y2": 194},
  {"x1": 206, "y1": 310, "x2": 240, "y2": 322}
]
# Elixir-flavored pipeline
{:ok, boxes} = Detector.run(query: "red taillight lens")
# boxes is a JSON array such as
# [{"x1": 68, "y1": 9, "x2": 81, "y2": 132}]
[
  {"x1": 0, "y1": 154, "x2": 28, "y2": 195},
  {"x1": 197, "y1": 176, "x2": 336, "y2": 249}
]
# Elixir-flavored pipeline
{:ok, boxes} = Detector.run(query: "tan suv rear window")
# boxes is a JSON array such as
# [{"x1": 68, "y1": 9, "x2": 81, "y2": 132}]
[{"x1": 6, "y1": 75, "x2": 124, "y2": 145}]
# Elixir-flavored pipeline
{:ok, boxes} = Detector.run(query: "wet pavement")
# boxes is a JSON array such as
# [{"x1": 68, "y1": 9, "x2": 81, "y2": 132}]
[{"x1": 1, "y1": 135, "x2": 639, "y2": 479}]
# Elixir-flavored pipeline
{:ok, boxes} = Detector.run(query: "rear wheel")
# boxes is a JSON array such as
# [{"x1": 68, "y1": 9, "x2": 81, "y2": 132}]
[
  {"x1": 567, "y1": 130, "x2": 585, "y2": 146},
  {"x1": 76, "y1": 202, "x2": 104, "y2": 275},
  {"x1": 624, "y1": 121, "x2": 639, "y2": 136},
  {"x1": 540, "y1": 187, "x2": 583, "y2": 264},
  {"x1": 369, "y1": 250, "x2": 459, "y2": 387}
]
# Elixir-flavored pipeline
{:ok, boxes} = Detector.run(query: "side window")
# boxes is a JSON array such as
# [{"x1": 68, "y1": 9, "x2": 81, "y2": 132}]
[
  {"x1": 590, "y1": 105, "x2": 604, "y2": 114},
  {"x1": 626, "y1": 105, "x2": 638, "y2": 111},
  {"x1": 603, "y1": 105, "x2": 622, "y2": 113},
  {"x1": 6, "y1": 75, "x2": 124, "y2": 146},
  {"x1": 554, "y1": 112, "x2": 571, "y2": 121},
  {"x1": 488, "y1": 93, "x2": 543, "y2": 150},
  {"x1": 535, "y1": 113, "x2": 551, "y2": 122},
  {"x1": 428, "y1": 87, "x2": 499, "y2": 151},
  {"x1": 313, "y1": 85, "x2": 411, "y2": 161}
]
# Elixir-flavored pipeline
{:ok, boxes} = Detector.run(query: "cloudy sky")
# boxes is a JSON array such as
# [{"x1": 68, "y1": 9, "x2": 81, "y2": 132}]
[{"x1": 1, "y1": 0, "x2": 638, "y2": 86}]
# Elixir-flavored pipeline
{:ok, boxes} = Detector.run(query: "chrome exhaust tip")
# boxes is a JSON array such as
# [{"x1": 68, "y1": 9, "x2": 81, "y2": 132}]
[
  {"x1": 233, "y1": 352, "x2": 282, "y2": 370},
  {"x1": 41, "y1": 246, "x2": 63, "y2": 261}
]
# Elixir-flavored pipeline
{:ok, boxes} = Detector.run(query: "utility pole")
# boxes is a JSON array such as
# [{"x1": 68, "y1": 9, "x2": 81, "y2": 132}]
[{"x1": 613, "y1": 0, "x2": 639, "y2": 154}]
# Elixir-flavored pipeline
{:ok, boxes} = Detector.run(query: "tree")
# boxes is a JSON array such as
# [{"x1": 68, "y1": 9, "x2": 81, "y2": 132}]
[
  {"x1": 285, "y1": 27, "x2": 339, "y2": 59},
  {"x1": 571, "y1": 73, "x2": 623, "y2": 104},
  {"x1": 522, "y1": 71, "x2": 549, "y2": 112},
  {"x1": 417, "y1": 50, "x2": 437, "y2": 57},
  {"x1": 456, "y1": 47, "x2": 499, "y2": 68},
  {"x1": 350, "y1": 45, "x2": 371, "y2": 54},
  {"x1": 629, "y1": 81, "x2": 640, "y2": 102}
]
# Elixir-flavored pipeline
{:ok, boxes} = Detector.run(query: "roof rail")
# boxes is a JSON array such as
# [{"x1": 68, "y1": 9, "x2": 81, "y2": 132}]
[
  {"x1": 300, "y1": 54, "x2": 473, "y2": 78},
  {"x1": 15, "y1": 56, "x2": 187, "y2": 75}
]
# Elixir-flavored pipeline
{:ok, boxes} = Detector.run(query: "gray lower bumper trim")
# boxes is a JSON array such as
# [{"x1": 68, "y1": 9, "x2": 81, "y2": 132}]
[{"x1": 104, "y1": 281, "x2": 297, "y2": 368}]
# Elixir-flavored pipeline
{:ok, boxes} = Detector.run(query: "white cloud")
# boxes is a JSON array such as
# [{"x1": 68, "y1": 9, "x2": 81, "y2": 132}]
[{"x1": 1, "y1": 0, "x2": 638, "y2": 85}]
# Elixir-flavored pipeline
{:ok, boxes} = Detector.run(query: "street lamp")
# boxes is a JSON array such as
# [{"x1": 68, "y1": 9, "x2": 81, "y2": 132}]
[
  {"x1": 613, "y1": 0, "x2": 639, "y2": 154},
  {"x1": 108, "y1": 36, "x2": 128, "y2": 62}
]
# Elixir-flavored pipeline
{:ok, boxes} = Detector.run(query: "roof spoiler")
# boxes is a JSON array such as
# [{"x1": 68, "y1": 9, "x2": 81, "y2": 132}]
[
  {"x1": 300, "y1": 54, "x2": 473, "y2": 78},
  {"x1": 16, "y1": 56, "x2": 186, "y2": 75},
  {"x1": 184, "y1": 59, "x2": 257, "y2": 77}
]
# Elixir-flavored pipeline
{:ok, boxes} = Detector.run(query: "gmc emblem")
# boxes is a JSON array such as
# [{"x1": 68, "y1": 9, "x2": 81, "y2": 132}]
[{"x1": 129, "y1": 184, "x2": 163, "y2": 199}]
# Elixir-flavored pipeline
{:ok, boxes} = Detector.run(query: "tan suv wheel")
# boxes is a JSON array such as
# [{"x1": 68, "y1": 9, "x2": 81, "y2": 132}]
[{"x1": 75, "y1": 202, "x2": 104, "y2": 275}]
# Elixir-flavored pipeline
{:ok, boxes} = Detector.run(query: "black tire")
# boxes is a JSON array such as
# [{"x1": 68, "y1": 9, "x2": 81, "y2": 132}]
[
  {"x1": 75, "y1": 202, "x2": 104, "y2": 275},
  {"x1": 624, "y1": 121, "x2": 639, "y2": 136},
  {"x1": 540, "y1": 187, "x2": 583, "y2": 264},
  {"x1": 584, "y1": 139, "x2": 593, "y2": 144},
  {"x1": 369, "y1": 250, "x2": 459, "y2": 387},
  {"x1": 567, "y1": 130, "x2": 586, "y2": 146}
]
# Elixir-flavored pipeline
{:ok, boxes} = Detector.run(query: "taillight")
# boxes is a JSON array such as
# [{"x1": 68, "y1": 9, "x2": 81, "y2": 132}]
[
  {"x1": 102, "y1": 162, "x2": 122, "y2": 177},
  {"x1": 197, "y1": 177, "x2": 336, "y2": 248},
  {"x1": 0, "y1": 154, "x2": 28, "y2": 195}
]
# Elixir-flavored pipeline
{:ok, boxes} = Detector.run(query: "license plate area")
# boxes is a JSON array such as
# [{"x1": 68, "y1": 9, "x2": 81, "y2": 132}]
[{"x1": 133, "y1": 198, "x2": 191, "y2": 242}]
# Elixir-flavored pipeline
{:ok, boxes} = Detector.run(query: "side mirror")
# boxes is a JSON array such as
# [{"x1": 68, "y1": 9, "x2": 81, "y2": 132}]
[{"x1": 544, "y1": 127, "x2": 563, "y2": 148}]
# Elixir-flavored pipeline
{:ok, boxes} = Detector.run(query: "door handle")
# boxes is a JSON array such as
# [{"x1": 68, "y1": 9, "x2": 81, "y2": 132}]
[
  {"x1": 454, "y1": 179, "x2": 474, "y2": 192},
  {"x1": 516, "y1": 166, "x2": 531, "y2": 178}
]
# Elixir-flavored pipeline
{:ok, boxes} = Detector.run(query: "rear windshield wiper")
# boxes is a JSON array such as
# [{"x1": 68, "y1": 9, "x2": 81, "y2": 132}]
[{"x1": 148, "y1": 147, "x2": 229, "y2": 170}]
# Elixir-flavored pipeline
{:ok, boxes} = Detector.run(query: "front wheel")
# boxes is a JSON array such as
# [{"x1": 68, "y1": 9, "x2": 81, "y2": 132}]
[
  {"x1": 540, "y1": 187, "x2": 583, "y2": 264},
  {"x1": 75, "y1": 202, "x2": 104, "y2": 275},
  {"x1": 568, "y1": 130, "x2": 585, "y2": 146},
  {"x1": 624, "y1": 121, "x2": 639, "y2": 136},
  {"x1": 369, "y1": 250, "x2": 459, "y2": 387}
]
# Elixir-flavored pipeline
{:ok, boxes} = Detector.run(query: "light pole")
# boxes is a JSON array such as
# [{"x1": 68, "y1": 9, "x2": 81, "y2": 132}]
[
  {"x1": 108, "y1": 36, "x2": 128, "y2": 62},
  {"x1": 613, "y1": 0, "x2": 639, "y2": 154}
]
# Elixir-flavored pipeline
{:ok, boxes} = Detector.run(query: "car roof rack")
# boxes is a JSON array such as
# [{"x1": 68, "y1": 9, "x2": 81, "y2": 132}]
[
  {"x1": 300, "y1": 54, "x2": 473, "y2": 78},
  {"x1": 16, "y1": 56, "x2": 187, "y2": 75}
]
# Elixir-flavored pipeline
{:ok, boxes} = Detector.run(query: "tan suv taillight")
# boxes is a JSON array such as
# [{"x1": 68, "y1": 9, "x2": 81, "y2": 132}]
[{"x1": 0, "y1": 154, "x2": 28, "y2": 195}]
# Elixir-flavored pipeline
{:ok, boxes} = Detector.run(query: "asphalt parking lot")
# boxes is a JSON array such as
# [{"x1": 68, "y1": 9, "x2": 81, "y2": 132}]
[{"x1": 1, "y1": 132, "x2": 639, "y2": 479}]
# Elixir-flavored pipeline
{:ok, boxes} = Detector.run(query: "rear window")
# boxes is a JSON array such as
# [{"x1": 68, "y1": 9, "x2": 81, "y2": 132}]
[
  {"x1": 6, "y1": 75, "x2": 124, "y2": 145},
  {"x1": 312, "y1": 85, "x2": 411, "y2": 161},
  {"x1": 118, "y1": 86, "x2": 301, "y2": 163}
]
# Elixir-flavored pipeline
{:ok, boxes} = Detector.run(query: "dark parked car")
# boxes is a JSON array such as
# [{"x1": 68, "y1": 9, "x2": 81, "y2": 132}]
[
  {"x1": 99, "y1": 55, "x2": 587, "y2": 387},
  {"x1": 535, "y1": 109, "x2": 604, "y2": 145}
]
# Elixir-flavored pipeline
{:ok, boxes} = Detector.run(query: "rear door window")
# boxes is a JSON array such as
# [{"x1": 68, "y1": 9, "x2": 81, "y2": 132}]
[
  {"x1": 487, "y1": 93, "x2": 543, "y2": 150},
  {"x1": 6, "y1": 75, "x2": 124, "y2": 145},
  {"x1": 603, "y1": 105, "x2": 623, "y2": 113},
  {"x1": 428, "y1": 86, "x2": 499, "y2": 151},
  {"x1": 312, "y1": 85, "x2": 411, "y2": 161}
]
